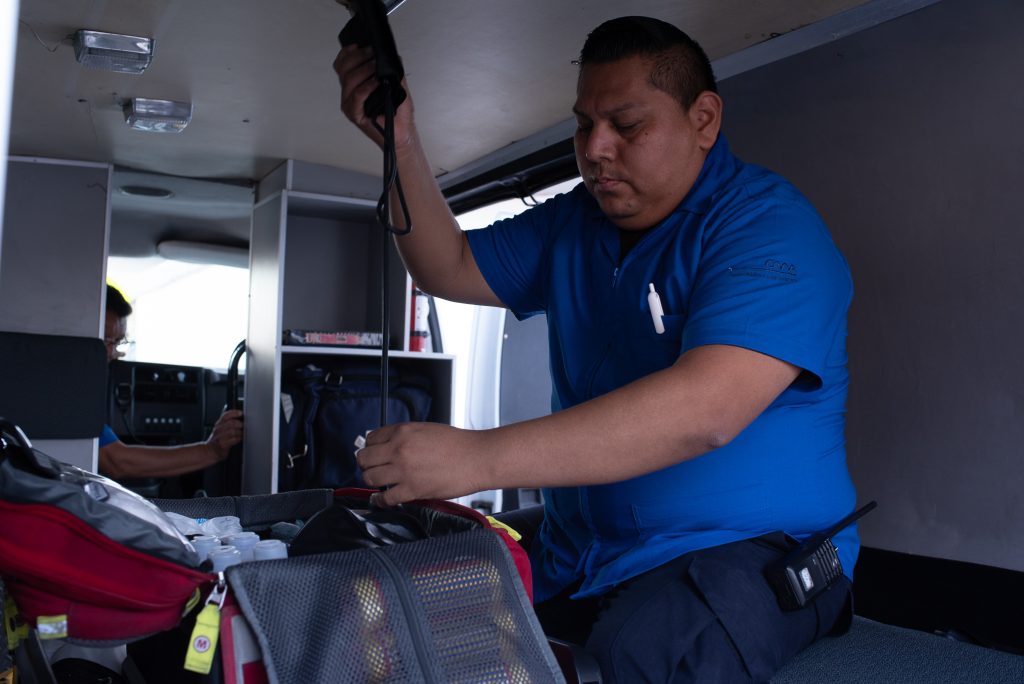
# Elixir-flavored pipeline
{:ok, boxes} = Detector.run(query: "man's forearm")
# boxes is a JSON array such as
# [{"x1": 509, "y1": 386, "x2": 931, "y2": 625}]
[
  {"x1": 388, "y1": 129, "x2": 502, "y2": 306},
  {"x1": 481, "y1": 366, "x2": 718, "y2": 489},
  {"x1": 100, "y1": 442, "x2": 223, "y2": 480},
  {"x1": 389, "y1": 130, "x2": 464, "y2": 290},
  {"x1": 481, "y1": 345, "x2": 800, "y2": 490}
]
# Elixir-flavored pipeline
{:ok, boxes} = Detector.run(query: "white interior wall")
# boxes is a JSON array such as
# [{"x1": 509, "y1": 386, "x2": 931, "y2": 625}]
[
  {"x1": 720, "y1": 0, "x2": 1024, "y2": 570},
  {"x1": 0, "y1": 0, "x2": 19, "y2": 261}
]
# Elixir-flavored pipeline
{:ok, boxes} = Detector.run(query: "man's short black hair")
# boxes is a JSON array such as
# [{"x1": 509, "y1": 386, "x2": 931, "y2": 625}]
[
  {"x1": 578, "y1": 16, "x2": 717, "y2": 108},
  {"x1": 106, "y1": 284, "x2": 133, "y2": 318}
]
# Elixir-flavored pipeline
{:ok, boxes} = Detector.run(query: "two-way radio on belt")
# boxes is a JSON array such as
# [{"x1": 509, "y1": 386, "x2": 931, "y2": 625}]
[{"x1": 765, "y1": 500, "x2": 878, "y2": 610}]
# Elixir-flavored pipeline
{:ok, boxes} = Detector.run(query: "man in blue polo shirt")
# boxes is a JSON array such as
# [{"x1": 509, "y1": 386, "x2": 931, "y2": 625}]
[{"x1": 336, "y1": 15, "x2": 857, "y2": 682}]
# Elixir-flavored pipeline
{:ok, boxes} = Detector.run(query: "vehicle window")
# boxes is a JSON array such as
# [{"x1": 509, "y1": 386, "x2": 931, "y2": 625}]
[
  {"x1": 107, "y1": 256, "x2": 249, "y2": 371},
  {"x1": 441, "y1": 176, "x2": 580, "y2": 428}
]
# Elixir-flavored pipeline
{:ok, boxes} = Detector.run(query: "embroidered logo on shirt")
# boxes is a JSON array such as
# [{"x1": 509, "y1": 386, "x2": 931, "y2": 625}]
[{"x1": 728, "y1": 259, "x2": 798, "y2": 283}]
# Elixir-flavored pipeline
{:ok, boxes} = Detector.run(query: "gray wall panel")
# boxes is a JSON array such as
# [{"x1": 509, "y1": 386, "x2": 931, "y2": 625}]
[
  {"x1": 0, "y1": 158, "x2": 111, "y2": 471},
  {"x1": 1, "y1": 159, "x2": 110, "y2": 337},
  {"x1": 499, "y1": 310, "x2": 552, "y2": 426},
  {"x1": 720, "y1": 0, "x2": 1024, "y2": 569}
]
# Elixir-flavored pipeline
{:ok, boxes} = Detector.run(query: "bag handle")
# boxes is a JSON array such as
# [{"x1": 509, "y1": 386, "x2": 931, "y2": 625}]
[{"x1": 0, "y1": 417, "x2": 63, "y2": 478}]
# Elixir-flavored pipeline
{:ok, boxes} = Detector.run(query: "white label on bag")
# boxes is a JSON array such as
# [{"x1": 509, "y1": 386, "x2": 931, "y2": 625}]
[
  {"x1": 36, "y1": 615, "x2": 68, "y2": 639},
  {"x1": 281, "y1": 393, "x2": 295, "y2": 424}
]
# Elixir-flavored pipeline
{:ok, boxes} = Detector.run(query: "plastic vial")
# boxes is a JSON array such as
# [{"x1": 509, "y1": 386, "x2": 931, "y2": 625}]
[
  {"x1": 191, "y1": 535, "x2": 221, "y2": 562},
  {"x1": 224, "y1": 531, "x2": 260, "y2": 562},
  {"x1": 208, "y1": 545, "x2": 242, "y2": 573},
  {"x1": 253, "y1": 539, "x2": 288, "y2": 561}
]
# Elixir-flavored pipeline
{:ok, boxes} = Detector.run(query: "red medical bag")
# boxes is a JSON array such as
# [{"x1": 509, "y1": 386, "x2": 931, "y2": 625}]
[{"x1": 0, "y1": 419, "x2": 562, "y2": 683}]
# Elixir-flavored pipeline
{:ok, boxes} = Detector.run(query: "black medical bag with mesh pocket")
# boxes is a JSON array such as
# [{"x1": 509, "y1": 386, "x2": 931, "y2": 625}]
[
  {"x1": 140, "y1": 489, "x2": 563, "y2": 684},
  {"x1": 225, "y1": 529, "x2": 560, "y2": 683}
]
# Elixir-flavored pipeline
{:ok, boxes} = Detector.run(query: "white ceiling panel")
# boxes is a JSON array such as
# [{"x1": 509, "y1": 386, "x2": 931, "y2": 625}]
[{"x1": 12, "y1": 0, "x2": 874, "y2": 182}]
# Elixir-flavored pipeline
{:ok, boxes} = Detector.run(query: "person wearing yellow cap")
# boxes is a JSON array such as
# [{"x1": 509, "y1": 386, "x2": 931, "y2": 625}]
[{"x1": 99, "y1": 284, "x2": 244, "y2": 480}]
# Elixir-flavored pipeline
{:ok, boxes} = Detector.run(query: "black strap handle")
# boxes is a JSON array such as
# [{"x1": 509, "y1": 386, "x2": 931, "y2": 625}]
[
  {"x1": 227, "y1": 339, "x2": 246, "y2": 411},
  {"x1": 0, "y1": 417, "x2": 61, "y2": 478},
  {"x1": 222, "y1": 341, "x2": 247, "y2": 495}
]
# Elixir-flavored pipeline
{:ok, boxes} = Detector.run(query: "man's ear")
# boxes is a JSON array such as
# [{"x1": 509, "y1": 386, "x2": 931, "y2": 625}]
[{"x1": 689, "y1": 91, "x2": 723, "y2": 151}]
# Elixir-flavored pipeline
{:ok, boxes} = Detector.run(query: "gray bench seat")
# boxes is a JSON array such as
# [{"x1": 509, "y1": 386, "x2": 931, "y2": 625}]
[{"x1": 772, "y1": 616, "x2": 1024, "y2": 683}]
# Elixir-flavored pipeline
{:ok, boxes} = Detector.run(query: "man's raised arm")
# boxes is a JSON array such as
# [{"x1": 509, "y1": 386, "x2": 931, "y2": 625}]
[{"x1": 333, "y1": 44, "x2": 502, "y2": 307}]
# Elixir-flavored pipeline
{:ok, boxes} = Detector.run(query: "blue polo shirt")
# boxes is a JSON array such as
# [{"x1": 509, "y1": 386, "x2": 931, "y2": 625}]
[
  {"x1": 467, "y1": 135, "x2": 858, "y2": 601},
  {"x1": 99, "y1": 424, "x2": 119, "y2": 448}
]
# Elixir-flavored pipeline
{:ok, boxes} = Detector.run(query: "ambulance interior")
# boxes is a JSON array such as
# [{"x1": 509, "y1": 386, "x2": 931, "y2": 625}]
[{"x1": 2, "y1": 0, "x2": 1023, "y2": 681}]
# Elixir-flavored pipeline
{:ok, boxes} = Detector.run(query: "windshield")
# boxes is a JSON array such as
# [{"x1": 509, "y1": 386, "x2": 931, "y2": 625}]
[{"x1": 107, "y1": 255, "x2": 249, "y2": 371}]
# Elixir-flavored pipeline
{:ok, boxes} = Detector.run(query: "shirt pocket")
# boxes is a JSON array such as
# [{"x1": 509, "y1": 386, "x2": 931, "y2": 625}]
[
  {"x1": 631, "y1": 313, "x2": 684, "y2": 372},
  {"x1": 657, "y1": 313, "x2": 685, "y2": 342}
]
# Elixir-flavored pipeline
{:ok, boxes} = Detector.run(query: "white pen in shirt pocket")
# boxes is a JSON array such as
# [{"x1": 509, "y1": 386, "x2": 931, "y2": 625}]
[{"x1": 647, "y1": 283, "x2": 665, "y2": 334}]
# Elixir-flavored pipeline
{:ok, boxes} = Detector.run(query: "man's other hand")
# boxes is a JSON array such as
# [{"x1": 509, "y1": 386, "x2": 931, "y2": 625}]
[{"x1": 206, "y1": 409, "x2": 244, "y2": 461}]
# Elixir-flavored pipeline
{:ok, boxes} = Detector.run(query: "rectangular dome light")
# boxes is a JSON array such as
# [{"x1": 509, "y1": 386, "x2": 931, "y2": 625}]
[
  {"x1": 73, "y1": 30, "x2": 154, "y2": 74},
  {"x1": 123, "y1": 98, "x2": 193, "y2": 133}
]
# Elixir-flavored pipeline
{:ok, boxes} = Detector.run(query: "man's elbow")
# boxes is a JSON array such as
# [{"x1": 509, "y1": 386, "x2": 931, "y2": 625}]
[
  {"x1": 693, "y1": 405, "x2": 761, "y2": 454},
  {"x1": 411, "y1": 278, "x2": 445, "y2": 300},
  {"x1": 99, "y1": 457, "x2": 124, "y2": 480},
  {"x1": 99, "y1": 446, "x2": 130, "y2": 479},
  {"x1": 699, "y1": 424, "x2": 741, "y2": 453}
]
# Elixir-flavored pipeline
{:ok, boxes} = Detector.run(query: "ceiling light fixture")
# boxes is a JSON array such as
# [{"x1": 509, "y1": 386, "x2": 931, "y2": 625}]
[
  {"x1": 73, "y1": 30, "x2": 153, "y2": 74},
  {"x1": 123, "y1": 98, "x2": 193, "y2": 133},
  {"x1": 157, "y1": 241, "x2": 249, "y2": 269}
]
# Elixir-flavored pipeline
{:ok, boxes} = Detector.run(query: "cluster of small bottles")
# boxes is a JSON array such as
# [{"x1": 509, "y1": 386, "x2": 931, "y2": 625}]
[{"x1": 187, "y1": 516, "x2": 289, "y2": 572}]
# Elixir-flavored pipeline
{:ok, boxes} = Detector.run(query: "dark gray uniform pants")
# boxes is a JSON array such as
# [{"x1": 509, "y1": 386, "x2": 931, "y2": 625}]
[{"x1": 498, "y1": 507, "x2": 853, "y2": 683}]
